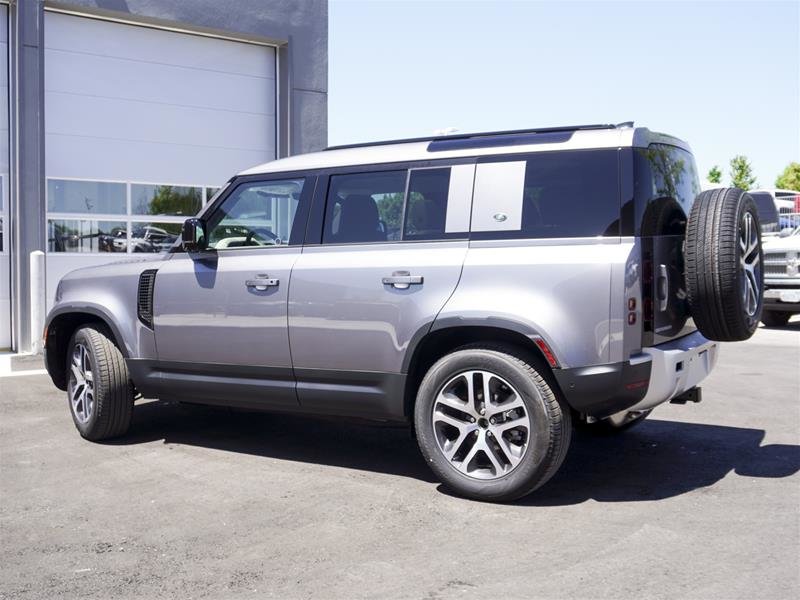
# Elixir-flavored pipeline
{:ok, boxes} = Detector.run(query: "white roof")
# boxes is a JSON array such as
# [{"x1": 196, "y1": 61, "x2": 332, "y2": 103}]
[{"x1": 239, "y1": 126, "x2": 692, "y2": 176}]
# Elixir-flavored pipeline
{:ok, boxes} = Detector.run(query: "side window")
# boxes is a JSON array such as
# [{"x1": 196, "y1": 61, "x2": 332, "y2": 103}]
[
  {"x1": 321, "y1": 166, "x2": 473, "y2": 244},
  {"x1": 403, "y1": 168, "x2": 451, "y2": 240},
  {"x1": 323, "y1": 171, "x2": 407, "y2": 244},
  {"x1": 206, "y1": 178, "x2": 304, "y2": 249},
  {"x1": 470, "y1": 150, "x2": 621, "y2": 239}
]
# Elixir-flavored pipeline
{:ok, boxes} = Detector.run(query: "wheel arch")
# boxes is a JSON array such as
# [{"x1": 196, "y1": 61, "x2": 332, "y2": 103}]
[
  {"x1": 402, "y1": 321, "x2": 562, "y2": 420},
  {"x1": 45, "y1": 305, "x2": 129, "y2": 391}
]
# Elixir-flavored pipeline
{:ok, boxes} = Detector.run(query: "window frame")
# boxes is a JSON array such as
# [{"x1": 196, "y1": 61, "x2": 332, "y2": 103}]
[{"x1": 307, "y1": 157, "x2": 476, "y2": 247}]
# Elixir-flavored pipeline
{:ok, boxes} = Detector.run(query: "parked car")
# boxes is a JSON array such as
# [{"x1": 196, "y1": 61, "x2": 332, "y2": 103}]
[
  {"x1": 43, "y1": 123, "x2": 764, "y2": 502},
  {"x1": 750, "y1": 191, "x2": 780, "y2": 235},
  {"x1": 750, "y1": 188, "x2": 800, "y2": 231},
  {"x1": 111, "y1": 225, "x2": 178, "y2": 253},
  {"x1": 761, "y1": 226, "x2": 800, "y2": 327}
]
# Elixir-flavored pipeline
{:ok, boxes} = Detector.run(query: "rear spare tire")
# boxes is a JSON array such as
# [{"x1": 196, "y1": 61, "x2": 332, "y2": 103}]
[{"x1": 685, "y1": 187, "x2": 763, "y2": 341}]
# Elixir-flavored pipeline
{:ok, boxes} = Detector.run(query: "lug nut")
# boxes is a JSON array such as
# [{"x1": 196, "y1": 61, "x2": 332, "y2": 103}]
[
  {"x1": 489, "y1": 418, "x2": 496, "y2": 425},
  {"x1": 480, "y1": 408, "x2": 485, "y2": 415}
]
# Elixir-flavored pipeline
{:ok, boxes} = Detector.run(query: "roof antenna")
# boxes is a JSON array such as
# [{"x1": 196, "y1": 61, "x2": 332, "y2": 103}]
[{"x1": 433, "y1": 127, "x2": 459, "y2": 136}]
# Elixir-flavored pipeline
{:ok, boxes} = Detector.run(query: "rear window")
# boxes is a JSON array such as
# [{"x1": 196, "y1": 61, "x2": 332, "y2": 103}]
[
  {"x1": 633, "y1": 144, "x2": 700, "y2": 236},
  {"x1": 469, "y1": 149, "x2": 621, "y2": 239}
]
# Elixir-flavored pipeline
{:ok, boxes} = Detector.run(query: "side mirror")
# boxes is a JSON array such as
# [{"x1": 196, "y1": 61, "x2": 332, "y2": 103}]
[{"x1": 182, "y1": 218, "x2": 207, "y2": 252}]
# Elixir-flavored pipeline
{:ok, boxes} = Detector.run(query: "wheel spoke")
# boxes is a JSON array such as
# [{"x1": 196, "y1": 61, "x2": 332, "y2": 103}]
[
  {"x1": 482, "y1": 438, "x2": 505, "y2": 474},
  {"x1": 434, "y1": 410, "x2": 473, "y2": 431},
  {"x1": 494, "y1": 416, "x2": 528, "y2": 435},
  {"x1": 435, "y1": 391, "x2": 471, "y2": 416}
]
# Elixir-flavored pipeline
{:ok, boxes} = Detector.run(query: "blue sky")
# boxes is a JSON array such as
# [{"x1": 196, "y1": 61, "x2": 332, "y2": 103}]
[{"x1": 329, "y1": 0, "x2": 799, "y2": 187}]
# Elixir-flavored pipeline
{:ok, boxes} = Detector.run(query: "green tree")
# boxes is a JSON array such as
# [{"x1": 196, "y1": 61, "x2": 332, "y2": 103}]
[
  {"x1": 775, "y1": 162, "x2": 800, "y2": 190},
  {"x1": 729, "y1": 155, "x2": 757, "y2": 191},
  {"x1": 707, "y1": 165, "x2": 722, "y2": 184},
  {"x1": 146, "y1": 186, "x2": 202, "y2": 216}
]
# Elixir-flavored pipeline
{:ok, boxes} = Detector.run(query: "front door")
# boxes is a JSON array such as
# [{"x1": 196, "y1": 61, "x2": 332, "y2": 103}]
[
  {"x1": 289, "y1": 164, "x2": 474, "y2": 419},
  {"x1": 152, "y1": 176, "x2": 312, "y2": 407}
]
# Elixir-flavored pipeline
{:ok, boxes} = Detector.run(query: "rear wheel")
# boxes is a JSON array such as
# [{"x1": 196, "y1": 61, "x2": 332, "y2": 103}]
[
  {"x1": 414, "y1": 344, "x2": 571, "y2": 502},
  {"x1": 761, "y1": 310, "x2": 791, "y2": 327},
  {"x1": 67, "y1": 324, "x2": 134, "y2": 441}
]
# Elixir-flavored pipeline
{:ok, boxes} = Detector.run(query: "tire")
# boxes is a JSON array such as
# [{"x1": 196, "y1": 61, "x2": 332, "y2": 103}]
[
  {"x1": 761, "y1": 310, "x2": 791, "y2": 328},
  {"x1": 66, "y1": 324, "x2": 134, "y2": 441},
  {"x1": 577, "y1": 409, "x2": 651, "y2": 435},
  {"x1": 685, "y1": 187, "x2": 763, "y2": 341},
  {"x1": 414, "y1": 344, "x2": 571, "y2": 502}
]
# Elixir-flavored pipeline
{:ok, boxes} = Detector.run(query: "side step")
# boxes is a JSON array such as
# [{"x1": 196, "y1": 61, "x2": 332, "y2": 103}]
[{"x1": 670, "y1": 387, "x2": 702, "y2": 405}]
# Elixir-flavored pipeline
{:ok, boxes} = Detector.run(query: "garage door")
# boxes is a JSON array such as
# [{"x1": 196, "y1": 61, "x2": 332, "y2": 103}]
[
  {"x1": 1, "y1": 5, "x2": 10, "y2": 349},
  {"x1": 44, "y1": 11, "x2": 277, "y2": 308}
]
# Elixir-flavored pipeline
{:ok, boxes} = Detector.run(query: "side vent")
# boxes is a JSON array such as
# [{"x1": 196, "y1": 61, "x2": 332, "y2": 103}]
[{"x1": 137, "y1": 269, "x2": 158, "y2": 329}]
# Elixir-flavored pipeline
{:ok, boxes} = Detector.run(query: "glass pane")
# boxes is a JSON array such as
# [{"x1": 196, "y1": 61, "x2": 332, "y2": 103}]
[
  {"x1": 206, "y1": 179, "x2": 304, "y2": 249},
  {"x1": 47, "y1": 180, "x2": 126, "y2": 215},
  {"x1": 404, "y1": 168, "x2": 451, "y2": 240},
  {"x1": 206, "y1": 187, "x2": 222, "y2": 203},
  {"x1": 0, "y1": 218, "x2": 4, "y2": 252},
  {"x1": 323, "y1": 171, "x2": 407, "y2": 244},
  {"x1": 127, "y1": 222, "x2": 182, "y2": 253},
  {"x1": 634, "y1": 145, "x2": 701, "y2": 236},
  {"x1": 47, "y1": 220, "x2": 127, "y2": 253},
  {"x1": 131, "y1": 184, "x2": 202, "y2": 216}
]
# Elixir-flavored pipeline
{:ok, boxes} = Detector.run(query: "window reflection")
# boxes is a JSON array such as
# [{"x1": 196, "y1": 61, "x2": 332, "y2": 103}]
[
  {"x1": 47, "y1": 220, "x2": 127, "y2": 253},
  {"x1": 132, "y1": 184, "x2": 202, "y2": 216},
  {"x1": 47, "y1": 180, "x2": 127, "y2": 215}
]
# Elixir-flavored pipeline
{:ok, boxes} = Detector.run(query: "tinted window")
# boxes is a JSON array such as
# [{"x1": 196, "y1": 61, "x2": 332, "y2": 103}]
[
  {"x1": 633, "y1": 144, "x2": 700, "y2": 236},
  {"x1": 404, "y1": 168, "x2": 451, "y2": 240},
  {"x1": 206, "y1": 179, "x2": 304, "y2": 249},
  {"x1": 470, "y1": 150, "x2": 620, "y2": 239},
  {"x1": 323, "y1": 171, "x2": 407, "y2": 244}
]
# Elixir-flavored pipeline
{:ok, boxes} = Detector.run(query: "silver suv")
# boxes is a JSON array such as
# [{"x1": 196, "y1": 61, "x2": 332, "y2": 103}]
[{"x1": 44, "y1": 123, "x2": 764, "y2": 501}]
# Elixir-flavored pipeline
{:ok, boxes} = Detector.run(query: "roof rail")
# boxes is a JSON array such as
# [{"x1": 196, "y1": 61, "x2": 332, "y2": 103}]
[{"x1": 324, "y1": 122, "x2": 633, "y2": 152}]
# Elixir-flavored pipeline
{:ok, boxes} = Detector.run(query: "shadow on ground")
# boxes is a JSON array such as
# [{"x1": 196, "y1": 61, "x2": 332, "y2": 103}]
[{"x1": 113, "y1": 400, "x2": 800, "y2": 505}]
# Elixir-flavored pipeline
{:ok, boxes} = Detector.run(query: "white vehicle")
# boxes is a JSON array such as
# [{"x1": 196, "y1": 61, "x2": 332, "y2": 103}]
[
  {"x1": 762, "y1": 226, "x2": 800, "y2": 326},
  {"x1": 750, "y1": 188, "x2": 800, "y2": 231}
]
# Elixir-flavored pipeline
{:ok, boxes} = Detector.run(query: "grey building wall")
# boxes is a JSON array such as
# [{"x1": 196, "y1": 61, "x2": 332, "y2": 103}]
[{"x1": 8, "y1": 0, "x2": 328, "y2": 352}]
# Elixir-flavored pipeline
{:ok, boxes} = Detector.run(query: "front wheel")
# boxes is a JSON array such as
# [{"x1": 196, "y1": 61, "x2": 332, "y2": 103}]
[
  {"x1": 414, "y1": 345, "x2": 571, "y2": 502},
  {"x1": 67, "y1": 324, "x2": 134, "y2": 441}
]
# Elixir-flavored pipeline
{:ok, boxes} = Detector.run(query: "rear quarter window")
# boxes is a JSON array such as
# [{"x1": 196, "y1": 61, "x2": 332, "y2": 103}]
[
  {"x1": 633, "y1": 144, "x2": 700, "y2": 236},
  {"x1": 469, "y1": 149, "x2": 621, "y2": 239}
]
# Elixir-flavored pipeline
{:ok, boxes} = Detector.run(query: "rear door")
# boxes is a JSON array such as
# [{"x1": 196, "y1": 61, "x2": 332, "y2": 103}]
[
  {"x1": 633, "y1": 144, "x2": 701, "y2": 345},
  {"x1": 151, "y1": 175, "x2": 312, "y2": 406},
  {"x1": 288, "y1": 163, "x2": 474, "y2": 419}
]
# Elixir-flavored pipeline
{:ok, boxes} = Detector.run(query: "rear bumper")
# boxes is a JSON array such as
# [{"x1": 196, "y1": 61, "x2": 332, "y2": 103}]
[
  {"x1": 627, "y1": 330, "x2": 718, "y2": 412},
  {"x1": 553, "y1": 330, "x2": 718, "y2": 418}
]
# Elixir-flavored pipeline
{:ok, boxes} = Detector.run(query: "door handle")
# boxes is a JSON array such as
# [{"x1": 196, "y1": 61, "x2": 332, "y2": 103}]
[
  {"x1": 382, "y1": 271, "x2": 423, "y2": 290},
  {"x1": 657, "y1": 264, "x2": 668, "y2": 312},
  {"x1": 246, "y1": 275, "x2": 279, "y2": 291}
]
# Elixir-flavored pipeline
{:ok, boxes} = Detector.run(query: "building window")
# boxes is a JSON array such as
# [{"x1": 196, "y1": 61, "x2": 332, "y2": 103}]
[
  {"x1": 131, "y1": 184, "x2": 202, "y2": 216},
  {"x1": 47, "y1": 180, "x2": 127, "y2": 215},
  {"x1": 46, "y1": 178, "x2": 220, "y2": 253}
]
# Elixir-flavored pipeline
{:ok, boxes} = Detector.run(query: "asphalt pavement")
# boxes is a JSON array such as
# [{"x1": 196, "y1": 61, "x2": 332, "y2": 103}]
[{"x1": 1, "y1": 320, "x2": 798, "y2": 599}]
